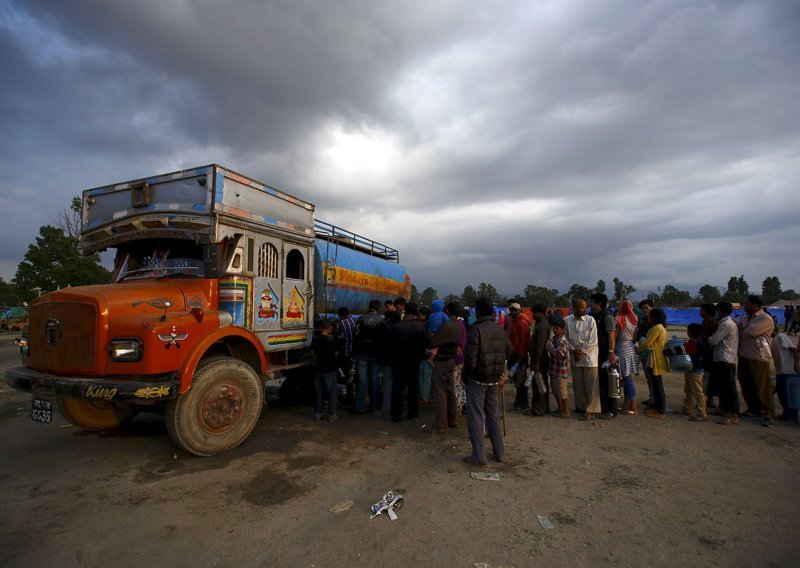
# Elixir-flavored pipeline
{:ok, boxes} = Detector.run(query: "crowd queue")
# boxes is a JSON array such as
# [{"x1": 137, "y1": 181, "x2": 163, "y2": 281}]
[{"x1": 311, "y1": 293, "x2": 800, "y2": 466}]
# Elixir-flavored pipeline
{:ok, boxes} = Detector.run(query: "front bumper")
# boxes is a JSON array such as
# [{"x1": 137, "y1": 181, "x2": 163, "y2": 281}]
[{"x1": 4, "y1": 366, "x2": 180, "y2": 401}]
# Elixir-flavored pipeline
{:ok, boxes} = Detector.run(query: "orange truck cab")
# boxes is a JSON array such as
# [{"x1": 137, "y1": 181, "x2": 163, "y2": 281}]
[{"x1": 5, "y1": 165, "x2": 410, "y2": 455}]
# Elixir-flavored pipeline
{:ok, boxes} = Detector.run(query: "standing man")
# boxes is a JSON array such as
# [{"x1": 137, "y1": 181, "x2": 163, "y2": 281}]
[
  {"x1": 637, "y1": 298, "x2": 655, "y2": 408},
  {"x1": 335, "y1": 306, "x2": 357, "y2": 406},
  {"x1": 709, "y1": 302, "x2": 740, "y2": 425},
  {"x1": 699, "y1": 303, "x2": 719, "y2": 408},
  {"x1": 783, "y1": 305, "x2": 793, "y2": 333},
  {"x1": 428, "y1": 304, "x2": 463, "y2": 433},
  {"x1": 462, "y1": 297, "x2": 512, "y2": 466},
  {"x1": 737, "y1": 295, "x2": 776, "y2": 427},
  {"x1": 590, "y1": 293, "x2": 619, "y2": 420},
  {"x1": 355, "y1": 300, "x2": 387, "y2": 414},
  {"x1": 508, "y1": 303, "x2": 533, "y2": 413},
  {"x1": 565, "y1": 299, "x2": 601, "y2": 421},
  {"x1": 527, "y1": 304, "x2": 551, "y2": 416},
  {"x1": 387, "y1": 303, "x2": 427, "y2": 422}
]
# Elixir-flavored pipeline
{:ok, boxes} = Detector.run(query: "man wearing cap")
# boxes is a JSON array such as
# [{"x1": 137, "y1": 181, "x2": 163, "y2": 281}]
[{"x1": 507, "y1": 303, "x2": 533, "y2": 413}]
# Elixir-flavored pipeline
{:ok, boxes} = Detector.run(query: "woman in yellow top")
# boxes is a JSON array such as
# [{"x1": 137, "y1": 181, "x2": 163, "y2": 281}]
[{"x1": 636, "y1": 308, "x2": 669, "y2": 419}]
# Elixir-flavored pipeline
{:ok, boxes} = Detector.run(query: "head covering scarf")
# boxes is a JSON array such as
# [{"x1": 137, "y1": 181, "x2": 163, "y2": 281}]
[{"x1": 616, "y1": 299, "x2": 638, "y2": 332}]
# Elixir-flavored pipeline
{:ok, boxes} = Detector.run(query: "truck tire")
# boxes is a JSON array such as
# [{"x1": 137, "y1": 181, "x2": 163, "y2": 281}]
[
  {"x1": 57, "y1": 398, "x2": 138, "y2": 431},
  {"x1": 165, "y1": 358, "x2": 263, "y2": 456}
]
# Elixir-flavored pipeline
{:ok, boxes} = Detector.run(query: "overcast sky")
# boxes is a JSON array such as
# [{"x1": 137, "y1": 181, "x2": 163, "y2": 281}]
[{"x1": 2, "y1": 0, "x2": 798, "y2": 299}]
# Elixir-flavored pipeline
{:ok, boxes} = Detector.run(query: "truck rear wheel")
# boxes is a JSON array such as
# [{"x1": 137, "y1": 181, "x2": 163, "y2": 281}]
[
  {"x1": 165, "y1": 358, "x2": 263, "y2": 456},
  {"x1": 57, "y1": 398, "x2": 138, "y2": 431}
]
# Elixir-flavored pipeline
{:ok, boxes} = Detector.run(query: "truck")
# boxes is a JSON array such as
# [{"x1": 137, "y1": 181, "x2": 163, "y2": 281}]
[{"x1": 5, "y1": 165, "x2": 411, "y2": 455}]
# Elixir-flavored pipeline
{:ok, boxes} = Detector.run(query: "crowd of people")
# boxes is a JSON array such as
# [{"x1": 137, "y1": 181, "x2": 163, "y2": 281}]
[{"x1": 310, "y1": 293, "x2": 799, "y2": 465}]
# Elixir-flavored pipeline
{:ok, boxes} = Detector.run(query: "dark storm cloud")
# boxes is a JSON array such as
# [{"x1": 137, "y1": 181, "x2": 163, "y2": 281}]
[{"x1": 1, "y1": 0, "x2": 798, "y2": 298}]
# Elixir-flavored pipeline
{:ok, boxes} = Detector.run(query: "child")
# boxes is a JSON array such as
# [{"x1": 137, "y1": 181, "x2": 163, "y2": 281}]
[
  {"x1": 683, "y1": 323, "x2": 708, "y2": 421},
  {"x1": 312, "y1": 319, "x2": 339, "y2": 422},
  {"x1": 546, "y1": 317, "x2": 570, "y2": 417}
]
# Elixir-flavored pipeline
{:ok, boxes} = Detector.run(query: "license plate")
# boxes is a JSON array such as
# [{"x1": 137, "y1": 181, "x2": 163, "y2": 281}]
[{"x1": 31, "y1": 399, "x2": 53, "y2": 424}]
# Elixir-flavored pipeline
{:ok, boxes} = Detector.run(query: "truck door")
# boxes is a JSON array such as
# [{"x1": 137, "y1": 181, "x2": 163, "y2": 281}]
[
  {"x1": 282, "y1": 245, "x2": 310, "y2": 329},
  {"x1": 253, "y1": 237, "x2": 282, "y2": 332}
]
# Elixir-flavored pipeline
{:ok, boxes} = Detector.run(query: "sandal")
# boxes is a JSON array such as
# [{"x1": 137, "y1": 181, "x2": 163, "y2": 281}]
[
  {"x1": 716, "y1": 417, "x2": 739, "y2": 425},
  {"x1": 689, "y1": 416, "x2": 708, "y2": 422}
]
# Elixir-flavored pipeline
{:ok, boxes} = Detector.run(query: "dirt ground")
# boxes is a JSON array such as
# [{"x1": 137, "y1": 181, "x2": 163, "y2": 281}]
[{"x1": 0, "y1": 330, "x2": 798, "y2": 568}]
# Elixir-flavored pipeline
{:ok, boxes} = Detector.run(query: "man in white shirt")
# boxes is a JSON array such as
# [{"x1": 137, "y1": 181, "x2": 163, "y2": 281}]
[
  {"x1": 708, "y1": 302, "x2": 740, "y2": 425},
  {"x1": 771, "y1": 329, "x2": 799, "y2": 424},
  {"x1": 565, "y1": 299, "x2": 601, "y2": 420}
]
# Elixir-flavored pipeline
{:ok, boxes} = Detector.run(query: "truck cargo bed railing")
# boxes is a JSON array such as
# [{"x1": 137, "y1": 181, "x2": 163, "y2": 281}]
[{"x1": 314, "y1": 221, "x2": 399, "y2": 262}]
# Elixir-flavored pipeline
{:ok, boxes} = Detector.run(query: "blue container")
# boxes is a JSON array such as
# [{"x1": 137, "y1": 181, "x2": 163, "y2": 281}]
[{"x1": 313, "y1": 239, "x2": 410, "y2": 316}]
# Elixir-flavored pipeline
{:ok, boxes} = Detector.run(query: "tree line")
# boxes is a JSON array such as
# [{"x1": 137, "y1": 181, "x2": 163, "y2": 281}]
[{"x1": 411, "y1": 275, "x2": 798, "y2": 310}]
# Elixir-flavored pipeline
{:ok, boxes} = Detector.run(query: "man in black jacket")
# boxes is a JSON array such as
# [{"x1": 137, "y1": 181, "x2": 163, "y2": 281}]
[
  {"x1": 462, "y1": 297, "x2": 513, "y2": 465},
  {"x1": 528, "y1": 304, "x2": 551, "y2": 416},
  {"x1": 387, "y1": 302, "x2": 427, "y2": 422},
  {"x1": 356, "y1": 300, "x2": 387, "y2": 414}
]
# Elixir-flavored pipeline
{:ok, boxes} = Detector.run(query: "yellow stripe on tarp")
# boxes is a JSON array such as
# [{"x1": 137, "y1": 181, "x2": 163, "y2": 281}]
[{"x1": 330, "y1": 267, "x2": 407, "y2": 297}]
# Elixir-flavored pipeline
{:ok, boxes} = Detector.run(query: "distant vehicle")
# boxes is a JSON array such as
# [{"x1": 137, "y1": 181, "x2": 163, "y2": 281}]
[
  {"x1": 0, "y1": 304, "x2": 28, "y2": 331},
  {"x1": 5, "y1": 165, "x2": 410, "y2": 455}
]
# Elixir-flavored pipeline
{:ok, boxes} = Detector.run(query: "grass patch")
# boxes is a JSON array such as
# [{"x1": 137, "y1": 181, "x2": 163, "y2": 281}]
[
  {"x1": 697, "y1": 534, "x2": 726, "y2": 550},
  {"x1": 550, "y1": 511, "x2": 582, "y2": 526}
]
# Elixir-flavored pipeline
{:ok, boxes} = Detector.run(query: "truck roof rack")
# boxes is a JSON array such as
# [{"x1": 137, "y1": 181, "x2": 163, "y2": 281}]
[{"x1": 314, "y1": 220, "x2": 399, "y2": 262}]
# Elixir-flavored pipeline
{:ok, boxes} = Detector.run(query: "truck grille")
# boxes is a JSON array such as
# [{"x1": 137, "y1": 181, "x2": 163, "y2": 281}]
[{"x1": 29, "y1": 302, "x2": 97, "y2": 371}]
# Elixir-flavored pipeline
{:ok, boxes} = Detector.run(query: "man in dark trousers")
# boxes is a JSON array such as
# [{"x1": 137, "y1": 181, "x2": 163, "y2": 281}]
[
  {"x1": 428, "y1": 303, "x2": 463, "y2": 433},
  {"x1": 590, "y1": 293, "x2": 618, "y2": 419},
  {"x1": 462, "y1": 297, "x2": 513, "y2": 466},
  {"x1": 527, "y1": 304, "x2": 551, "y2": 416},
  {"x1": 387, "y1": 302, "x2": 427, "y2": 422}
]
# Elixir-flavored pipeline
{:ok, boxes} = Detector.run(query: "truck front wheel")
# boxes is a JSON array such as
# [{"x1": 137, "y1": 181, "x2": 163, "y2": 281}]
[
  {"x1": 165, "y1": 358, "x2": 264, "y2": 456},
  {"x1": 57, "y1": 398, "x2": 138, "y2": 431}
]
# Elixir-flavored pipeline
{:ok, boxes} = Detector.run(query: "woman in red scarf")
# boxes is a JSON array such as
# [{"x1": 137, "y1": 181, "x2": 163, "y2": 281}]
[{"x1": 614, "y1": 299, "x2": 640, "y2": 415}]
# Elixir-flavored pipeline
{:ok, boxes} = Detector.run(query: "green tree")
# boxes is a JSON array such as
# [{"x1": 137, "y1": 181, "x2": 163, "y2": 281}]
[
  {"x1": 612, "y1": 277, "x2": 636, "y2": 303},
  {"x1": 477, "y1": 282, "x2": 502, "y2": 305},
  {"x1": 567, "y1": 283, "x2": 592, "y2": 301},
  {"x1": 409, "y1": 284, "x2": 420, "y2": 304},
  {"x1": 724, "y1": 275, "x2": 749, "y2": 303},
  {"x1": 462, "y1": 285, "x2": 477, "y2": 307},
  {"x1": 420, "y1": 286, "x2": 438, "y2": 307},
  {"x1": 13, "y1": 225, "x2": 111, "y2": 301},
  {"x1": 523, "y1": 285, "x2": 558, "y2": 307},
  {"x1": 761, "y1": 276, "x2": 782, "y2": 304},
  {"x1": 660, "y1": 284, "x2": 692, "y2": 307},
  {"x1": 0, "y1": 277, "x2": 23, "y2": 305},
  {"x1": 594, "y1": 279, "x2": 606, "y2": 295},
  {"x1": 696, "y1": 284, "x2": 721, "y2": 304},
  {"x1": 779, "y1": 289, "x2": 799, "y2": 301}
]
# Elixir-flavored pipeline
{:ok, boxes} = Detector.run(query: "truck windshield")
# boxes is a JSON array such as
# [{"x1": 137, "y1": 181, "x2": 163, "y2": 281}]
[{"x1": 114, "y1": 239, "x2": 205, "y2": 282}]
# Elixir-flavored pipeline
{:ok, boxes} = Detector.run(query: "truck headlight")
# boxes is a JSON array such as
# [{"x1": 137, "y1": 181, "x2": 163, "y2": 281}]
[{"x1": 108, "y1": 338, "x2": 143, "y2": 362}]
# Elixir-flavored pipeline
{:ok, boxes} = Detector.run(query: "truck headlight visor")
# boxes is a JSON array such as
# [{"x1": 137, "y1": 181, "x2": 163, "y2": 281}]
[{"x1": 109, "y1": 338, "x2": 143, "y2": 362}]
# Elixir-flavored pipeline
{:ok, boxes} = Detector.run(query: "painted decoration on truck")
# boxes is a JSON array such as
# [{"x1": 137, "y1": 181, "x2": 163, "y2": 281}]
[
  {"x1": 327, "y1": 266, "x2": 412, "y2": 298},
  {"x1": 158, "y1": 326, "x2": 189, "y2": 349},
  {"x1": 219, "y1": 278, "x2": 252, "y2": 327},
  {"x1": 284, "y1": 287, "x2": 305, "y2": 322},
  {"x1": 266, "y1": 331, "x2": 309, "y2": 346},
  {"x1": 256, "y1": 284, "x2": 279, "y2": 323}
]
